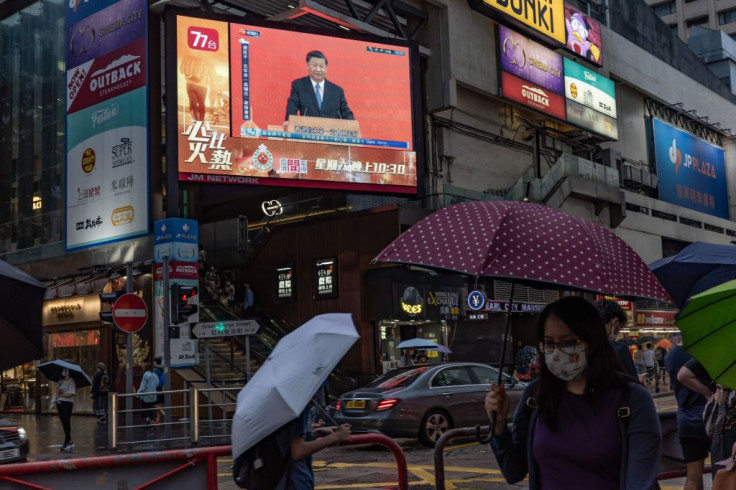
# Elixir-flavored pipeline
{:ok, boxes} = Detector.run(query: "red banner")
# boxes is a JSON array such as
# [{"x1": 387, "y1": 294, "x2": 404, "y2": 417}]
[
  {"x1": 501, "y1": 71, "x2": 566, "y2": 120},
  {"x1": 635, "y1": 310, "x2": 676, "y2": 327}
]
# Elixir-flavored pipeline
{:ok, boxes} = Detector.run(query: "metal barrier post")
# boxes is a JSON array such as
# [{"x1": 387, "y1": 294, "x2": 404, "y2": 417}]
[
  {"x1": 343, "y1": 434, "x2": 408, "y2": 490},
  {"x1": 108, "y1": 392, "x2": 117, "y2": 450},
  {"x1": 190, "y1": 387, "x2": 199, "y2": 444},
  {"x1": 433, "y1": 426, "x2": 491, "y2": 490}
]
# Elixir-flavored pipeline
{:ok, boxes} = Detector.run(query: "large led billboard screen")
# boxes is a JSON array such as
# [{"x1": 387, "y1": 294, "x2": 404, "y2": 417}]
[{"x1": 169, "y1": 12, "x2": 420, "y2": 193}]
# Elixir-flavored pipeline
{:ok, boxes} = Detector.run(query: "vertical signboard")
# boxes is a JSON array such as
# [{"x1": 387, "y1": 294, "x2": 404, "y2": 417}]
[
  {"x1": 153, "y1": 219, "x2": 200, "y2": 364},
  {"x1": 65, "y1": 0, "x2": 149, "y2": 251},
  {"x1": 313, "y1": 258, "x2": 338, "y2": 300},
  {"x1": 562, "y1": 58, "x2": 618, "y2": 139},
  {"x1": 498, "y1": 26, "x2": 566, "y2": 120},
  {"x1": 275, "y1": 265, "x2": 296, "y2": 302},
  {"x1": 652, "y1": 119, "x2": 728, "y2": 219}
]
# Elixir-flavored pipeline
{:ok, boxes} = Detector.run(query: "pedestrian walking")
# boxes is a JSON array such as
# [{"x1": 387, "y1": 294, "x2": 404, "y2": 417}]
[
  {"x1": 90, "y1": 362, "x2": 110, "y2": 424},
  {"x1": 55, "y1": 368, "x2": 76, "y2": 451},
  {"x1": 704, "y1": 385, "x2": 736, "y2": 473},
  {"x1": 665, "y1": 332, "x2": 714, "y2": 490},
  {"x1": 274, "y1": 400, "x2": 351, "y2": 489},
  {"x1": 243, "y1": 282, "x2": 254, "y2": 316},
  {"x1": 634, "y1": 345, "x2": 647, "y2": 383},
  {"x1": 485, "y1": 296, "x2": 661, "y2": 489},
  {"x1": 595, "y1": 299, "x2": 638, "y2": 381},
  {"x1": 137, "y1": 362, "x2": 159, "y2": 425},
  {"x1": 153, "y1": 357, "x2": 165, "y2": 424},
  {"x1": 644, "y1": 344, "x2": 657, "y2": 386},
  {"x1": 398, "y1": 349, "x2": 414, "y2": 367}
]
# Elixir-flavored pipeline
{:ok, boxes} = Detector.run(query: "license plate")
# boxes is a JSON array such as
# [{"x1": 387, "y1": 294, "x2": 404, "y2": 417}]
[
  {"x1": 346, "y1": 400, "x2": 366, "y2": 409},
  {"x1": 0, "y1": 448, "x2": 19, "y2": 461}
]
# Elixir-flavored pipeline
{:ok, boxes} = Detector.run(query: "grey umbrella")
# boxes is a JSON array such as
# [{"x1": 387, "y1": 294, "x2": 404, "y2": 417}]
[{"x1": 0, "y1": 260, "x2": 45, "y2": 371}]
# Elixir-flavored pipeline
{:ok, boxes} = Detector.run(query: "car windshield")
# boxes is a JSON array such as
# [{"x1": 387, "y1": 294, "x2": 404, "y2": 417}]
[{"x1": 367, "y1": 366, "x2": 432, "y2": 388}]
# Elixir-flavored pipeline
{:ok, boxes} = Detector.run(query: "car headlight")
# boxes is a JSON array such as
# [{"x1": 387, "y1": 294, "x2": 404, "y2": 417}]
[{"x1": 17, "y1": 428, "x2": 27, "y2": 441}]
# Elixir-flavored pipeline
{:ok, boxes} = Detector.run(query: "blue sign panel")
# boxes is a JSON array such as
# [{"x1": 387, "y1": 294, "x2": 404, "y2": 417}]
[
  {"x1": 652, "y1": 119, "x2": 729, "y2": 219},
  {"x1": 467, "y1": 290, "x2": 486, "y2": 311}
]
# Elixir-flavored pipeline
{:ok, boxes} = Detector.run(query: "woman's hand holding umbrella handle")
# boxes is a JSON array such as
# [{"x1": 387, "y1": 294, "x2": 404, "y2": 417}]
[{"x1": 485, "y1": 383, "x2": 509, "y2": 435}]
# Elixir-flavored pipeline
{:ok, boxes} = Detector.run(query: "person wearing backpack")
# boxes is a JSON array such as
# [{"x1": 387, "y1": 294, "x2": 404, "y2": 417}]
[
  {"x1": 234, "y1": 398, "x2": 351, "y2": 489},
  {"x1": 90, "y1": 362, "x2": 110, "y2": 424},
  {"x1": 485, "y1": 297, "x2": 662, "y2": 490}
]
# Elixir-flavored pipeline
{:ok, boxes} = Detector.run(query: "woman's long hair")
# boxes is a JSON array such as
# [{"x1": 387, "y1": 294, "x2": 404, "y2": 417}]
[{"x1": 535, "y1": 296, "x2": 628, "y2": 431}]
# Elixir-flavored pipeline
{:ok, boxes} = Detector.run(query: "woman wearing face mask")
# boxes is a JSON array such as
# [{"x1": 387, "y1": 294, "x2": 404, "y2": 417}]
[
  {"x1": 485, "y1": 296, "x2": 661, "y2": 490},
  {"x1": 56, "y1": 367, "x2": 76, "y2": 451}
]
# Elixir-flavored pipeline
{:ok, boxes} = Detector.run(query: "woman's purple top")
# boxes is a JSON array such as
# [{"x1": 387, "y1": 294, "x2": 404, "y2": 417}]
[{"x1": 532, "y1": 389, "x2": 622, "y2": 489}]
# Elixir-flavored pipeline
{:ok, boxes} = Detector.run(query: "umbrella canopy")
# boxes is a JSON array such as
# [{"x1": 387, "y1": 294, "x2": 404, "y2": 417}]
[
  {"x1": 0, "y1": 260, "x2": 45, "y2": 371},
  {"x1": 397, "y1": 338, "x2": 440, "y2": 349},
  {"x1": 650, "y1": 242, "x2": 736, "y2": 309},
  {"x1": 375, "y1": 201, "x2": 672, "y2": 303},
  {"x1": 436, "y1": 344, "x2": 452, "y2": 354},
  {"x1": 676, "y1": 279, "x2": 736, "y2": 389},
  {"x1": 638, "y1": 336, "x2": 658, "y2": 344},
  {"x1": 656, "y1": 338, "x2": 673, "y2": 349},
  {"x1": 231, "y1": 313, "x2": 359, "y2": 460},
  {"x1": 36, "y1": 360, "x2": 92, "y2": 388}
]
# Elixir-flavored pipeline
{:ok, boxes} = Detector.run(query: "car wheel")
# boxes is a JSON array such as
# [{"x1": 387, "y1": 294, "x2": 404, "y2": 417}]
[{"x1": 419, "y1": 409, "x2": 452, "y2": 446}]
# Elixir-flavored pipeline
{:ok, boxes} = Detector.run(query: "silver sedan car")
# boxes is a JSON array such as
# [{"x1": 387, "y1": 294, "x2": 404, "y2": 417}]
[{"x1": 334, "y1": 362, "x2": 527, "y2": 446}]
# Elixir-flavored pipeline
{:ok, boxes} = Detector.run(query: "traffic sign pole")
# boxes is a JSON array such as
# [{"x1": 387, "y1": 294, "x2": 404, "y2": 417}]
[
  {"x1": 162, "y1": 255, "x2": 172, "y2": 445},
  {"x1": 125, "y1": 262, "x2": 133, "y2": 441}
]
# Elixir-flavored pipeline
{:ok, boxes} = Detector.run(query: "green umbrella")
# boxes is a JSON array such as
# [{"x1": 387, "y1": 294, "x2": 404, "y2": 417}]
[{"x1": 676, "y1": 278, "x2": 736, "y2": 389}]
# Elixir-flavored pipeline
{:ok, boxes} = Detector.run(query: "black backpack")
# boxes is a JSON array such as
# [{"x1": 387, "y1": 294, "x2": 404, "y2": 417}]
[{"x1": 233, "y1": 431, "x2": 292, "y2": 489}]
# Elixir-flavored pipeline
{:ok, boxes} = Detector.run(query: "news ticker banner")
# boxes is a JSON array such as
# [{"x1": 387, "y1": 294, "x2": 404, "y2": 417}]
[
  {"x1": 65, "y1": 0, "x2": 149, "y2": 251},
  {"x1": 153, "y1": 218, "x2": 200, "y2": 365},
  {"x1": 174, "y1": 14, "x2": 417, "y2": 194},
  {"x1": 652, "y1": 118, "x2": 728, "y2": 219}
]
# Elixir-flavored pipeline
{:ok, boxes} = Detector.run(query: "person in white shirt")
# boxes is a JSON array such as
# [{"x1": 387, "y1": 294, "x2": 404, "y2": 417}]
[
  {"x1": 644, "y1": 344, "x2": 657, "y2": 385},
  {"x1": 56, "y1": 368, "x2": 76, "y2": 451}
]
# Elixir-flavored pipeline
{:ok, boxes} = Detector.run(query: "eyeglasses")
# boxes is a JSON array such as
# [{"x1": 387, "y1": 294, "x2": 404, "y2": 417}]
[{"x1": 540, "y1": 339, "x2": 585, "y2": 355}]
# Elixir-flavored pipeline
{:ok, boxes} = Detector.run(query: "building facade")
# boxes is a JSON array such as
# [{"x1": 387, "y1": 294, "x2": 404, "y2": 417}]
[{"x1": 2, "y1": 0, "x2": 736, "y2": 396}]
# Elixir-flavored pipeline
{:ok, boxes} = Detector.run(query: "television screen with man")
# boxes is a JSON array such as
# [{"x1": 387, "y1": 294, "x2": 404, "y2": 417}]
[{"x1": 173, "y1": 13, "x2": 419, "y2": 194}]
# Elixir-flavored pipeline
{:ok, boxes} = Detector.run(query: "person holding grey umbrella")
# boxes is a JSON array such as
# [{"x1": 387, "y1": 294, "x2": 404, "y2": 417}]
[{"x1": 56, "y1": 368, "x2": 76, "y2": 451}]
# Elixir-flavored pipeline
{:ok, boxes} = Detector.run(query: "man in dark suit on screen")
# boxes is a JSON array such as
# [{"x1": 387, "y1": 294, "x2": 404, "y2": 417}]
[{"x1": 285, "y1": 50, "x2": 355, "y2": 121}]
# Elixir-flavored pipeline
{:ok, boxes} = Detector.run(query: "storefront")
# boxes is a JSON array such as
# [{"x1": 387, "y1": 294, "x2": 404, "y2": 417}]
[{"x1": 367, "y1": 268, "x2": 464, "y2": 373}]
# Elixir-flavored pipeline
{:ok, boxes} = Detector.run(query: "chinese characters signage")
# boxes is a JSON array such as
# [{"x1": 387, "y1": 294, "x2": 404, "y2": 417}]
[
  {"x1": 652, "y1": 118, "x2": 728, "y2": 219},
  {"x1": 276, "y1": 265, "x2": 296, "y2": 302},
  {"x1": 313, "y1": 258, "x2": 338, "y2": 300}
]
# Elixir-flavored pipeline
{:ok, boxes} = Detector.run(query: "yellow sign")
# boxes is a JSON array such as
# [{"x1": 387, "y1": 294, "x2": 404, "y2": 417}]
[{"x1": 484, "y1": 0, "x2": 565, "y2": 45}]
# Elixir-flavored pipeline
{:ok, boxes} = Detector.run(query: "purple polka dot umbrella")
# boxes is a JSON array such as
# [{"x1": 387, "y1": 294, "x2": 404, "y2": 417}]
[
  {"x1": 374, "y1": 201, "x2": 672, "y2": 302},
  {"x1": 373, "y1": 201, "x2": 672, "y2": 439}
]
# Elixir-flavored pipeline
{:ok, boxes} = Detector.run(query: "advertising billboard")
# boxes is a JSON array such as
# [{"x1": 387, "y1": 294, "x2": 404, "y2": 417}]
[
  {"x1": 565, "y1": 99, "x2": 618, "y2": 139},
  {"x1": 170, "y1": 12, "x2": 420, "y2": 194},
  {"x1": 563, "y1": 58, "x2": 615, "y2": 119},
  {"x1": 652, "y1": 118, "x2": 729, "y2": 219},
  {"x1": 498, "y1": 26, "x2": 565, "y2": 120},
  {"x1": 564, "y1": 5, "x2": 603, "y2": 66},
  {"x1": 468, "y1": 0, "x2": 565, "y2": 45},
  {"x1": 65, "y1": 0, "x2": 148, "y2": 251}
]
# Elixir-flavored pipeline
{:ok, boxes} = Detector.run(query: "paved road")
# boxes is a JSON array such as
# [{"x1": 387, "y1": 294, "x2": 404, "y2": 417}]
[{"x1": 0, "y1": 391, "x2": 707, "y2": 489}]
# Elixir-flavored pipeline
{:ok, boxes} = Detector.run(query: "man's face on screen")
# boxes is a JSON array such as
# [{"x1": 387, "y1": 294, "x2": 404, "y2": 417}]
[{"x1": 307, "y1": 57, "x2": 327, "y2": 83}]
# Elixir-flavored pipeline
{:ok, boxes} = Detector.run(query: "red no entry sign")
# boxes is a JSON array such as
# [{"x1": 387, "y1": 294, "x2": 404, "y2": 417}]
[{"x1": 112, "y1": 293, "x2": 148, "y2": 333}]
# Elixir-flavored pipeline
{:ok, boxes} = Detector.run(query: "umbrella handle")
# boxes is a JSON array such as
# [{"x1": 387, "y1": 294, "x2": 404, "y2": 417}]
[{"x1": 476, "y1": 423, "x2": 493, "y2": 444}]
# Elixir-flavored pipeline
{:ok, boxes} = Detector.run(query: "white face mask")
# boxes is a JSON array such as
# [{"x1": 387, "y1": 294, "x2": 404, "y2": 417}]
[{"x1": 545, "y1": 342, "x2": 588, "y2": 381}]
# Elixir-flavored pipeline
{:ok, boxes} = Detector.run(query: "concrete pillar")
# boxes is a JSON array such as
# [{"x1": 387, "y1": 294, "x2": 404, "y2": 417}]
[{"x1": 722, "y1": 137, "x2": 736, "y2": 220}]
